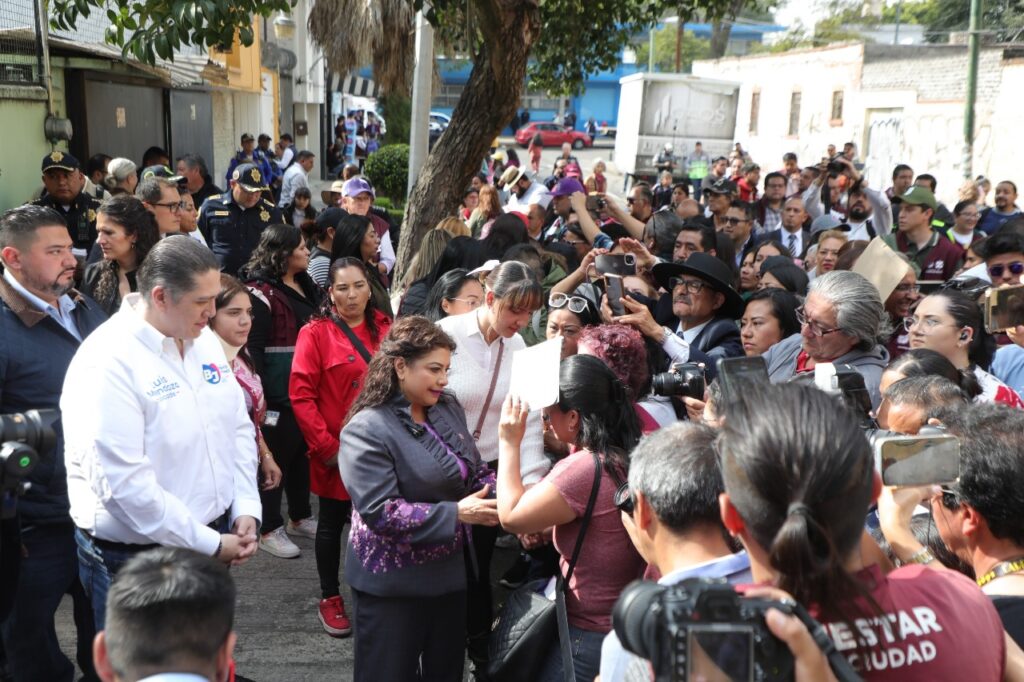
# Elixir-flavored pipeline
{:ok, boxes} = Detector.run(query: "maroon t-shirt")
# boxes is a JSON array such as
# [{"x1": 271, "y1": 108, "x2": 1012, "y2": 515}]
[
  {"x1": 547, "y1": 450, "x2": 645, "y2": 632},
  {"x1": 819, "y1": 564, "x2": 1005, "y2": 680}
]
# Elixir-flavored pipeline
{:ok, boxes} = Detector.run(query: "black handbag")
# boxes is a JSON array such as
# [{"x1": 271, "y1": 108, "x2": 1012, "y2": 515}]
[{"x1": 486, "y1": 453, "x2": 603, "y2": 682}]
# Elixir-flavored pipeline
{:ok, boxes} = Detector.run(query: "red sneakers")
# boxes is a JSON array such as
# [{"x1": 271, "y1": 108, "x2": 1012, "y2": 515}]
[{"x1": 318, "y1": 595, "x2": 353, "y2": 637}]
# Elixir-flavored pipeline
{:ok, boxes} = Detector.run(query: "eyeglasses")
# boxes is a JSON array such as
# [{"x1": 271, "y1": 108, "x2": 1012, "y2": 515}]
[
  {"x1": 988, "y1": 261, "x2": 1024, "y2": 279},
  {"x1": 936, "y1": 487, "x2": 961, "y2": 508},
  {"x1": 893, "y1": 283, "x2": 921, "y2": 294},
  {"x1": 153, "y1": 201, "x2": 185, "y2": 212},
  {"x1": 626, "y1": 198, "x2": 636, "y2": 205},
  {"x1": 447, "y1": 297, "x2": 482, "y2": 309},
  {"x1": 614, "y1": 482, "x2": 634, "y2": 516},
  {"x1": 549, "y1": 292, "x2": 590, "y2": 314},
  {"x1": 795, "y1": 306, "x2": 842, "y2": 337},
  {"x1": 561, "y1": 237, "x2": 587, "y2": 247},
  {"x1": 903, "y1": 316, "x2": 961, "y2": 333},
  {"x1": 668, "y1": 277, "x2": 708, "y2": 294},
  {"x1": 723, "y1": 217, "x2": 749, "y2": 226}
]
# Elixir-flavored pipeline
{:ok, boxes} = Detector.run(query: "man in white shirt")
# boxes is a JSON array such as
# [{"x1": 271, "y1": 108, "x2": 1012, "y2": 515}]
[
  {"x1": 62, "y1": 236, "x2": 261, "y2": 630},
  {"x1": 504, "y1": 168, "x2": 550, "y2": 215},
  {"x1": 92, "y1": 547, "x2": 237, "y2": 682},
  {"x1": 279, "y1": 150, "x2": 315, "y2": 207}
]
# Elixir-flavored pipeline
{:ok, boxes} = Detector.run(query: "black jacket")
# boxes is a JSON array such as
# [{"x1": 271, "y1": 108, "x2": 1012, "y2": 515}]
[
  {"x1": 760, "y1": 227, "x2": 811, "y2": 258},
  {"x1": 0, "y1": 276, "x2": 108, "y2": 526},
  {"x1": 654, "y1": 293, "x2": 743, "y2": 379}
]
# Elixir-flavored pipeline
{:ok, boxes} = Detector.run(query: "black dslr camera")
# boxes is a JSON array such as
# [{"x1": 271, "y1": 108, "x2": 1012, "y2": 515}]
[
  {"x1": 827, "y1": 154, "x2": 847, "y2": 175},
  {"x1": 0, "y1": 410, "x2": 57, "y2": 520},
  {"x1": 613, "y1": 577, "x2": 860, "y2": 682},
  {"x1": 651, "y1": 362, "x2": 705, "y2": 399}
]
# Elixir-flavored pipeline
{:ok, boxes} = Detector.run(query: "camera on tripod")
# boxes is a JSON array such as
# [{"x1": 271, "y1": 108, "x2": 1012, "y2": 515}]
[{"x1": 0, "y1": 410, "x2": 57, "y2": 519}]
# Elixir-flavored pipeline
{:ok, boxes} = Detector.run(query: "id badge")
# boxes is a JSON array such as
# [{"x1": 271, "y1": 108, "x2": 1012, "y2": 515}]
[{"x1": 263, "y1": 410, "x2": 280, "y2": 427}]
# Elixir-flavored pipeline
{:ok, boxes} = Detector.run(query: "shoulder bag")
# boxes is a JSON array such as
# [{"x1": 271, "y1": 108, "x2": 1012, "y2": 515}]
[{"x1": 487, "y1": 452, "x2": 602, "y2": 682}]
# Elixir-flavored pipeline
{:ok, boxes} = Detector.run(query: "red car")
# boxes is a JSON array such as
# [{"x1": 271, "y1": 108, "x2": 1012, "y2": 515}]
[{"x1": 515, "y1": 122, "x2": 593, "y2": 149}]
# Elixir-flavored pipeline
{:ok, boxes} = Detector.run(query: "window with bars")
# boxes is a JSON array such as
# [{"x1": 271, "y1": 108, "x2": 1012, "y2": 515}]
[
  {"x1": 788, "y1": 92, "x2": 801, "y2": 136},
  {"x1": 831, "y1": 90, "x2": 844, "y2": 123}
]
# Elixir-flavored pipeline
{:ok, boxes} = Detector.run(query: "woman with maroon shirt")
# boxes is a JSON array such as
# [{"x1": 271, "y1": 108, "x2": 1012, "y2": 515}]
[
  {"x1": 290, "y1": 257, "x2": 391, "y2": 637},
  {"x1": 718, "y1": 382, "x2": 1010, "y2": 681}
]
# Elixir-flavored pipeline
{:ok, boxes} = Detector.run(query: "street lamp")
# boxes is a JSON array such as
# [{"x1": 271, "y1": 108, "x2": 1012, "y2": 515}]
[{"x1": 272, "y1": 11, "x2": 296, "y2": 40}]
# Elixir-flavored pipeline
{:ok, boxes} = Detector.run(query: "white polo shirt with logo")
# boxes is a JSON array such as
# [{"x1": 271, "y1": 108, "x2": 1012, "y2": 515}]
[{"x1": 61, "y1": 294, "x2": 261, "y2": 556}]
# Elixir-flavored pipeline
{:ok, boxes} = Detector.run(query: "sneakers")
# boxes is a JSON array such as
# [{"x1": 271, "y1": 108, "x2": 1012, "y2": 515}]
[
  {"x1": 287, "y1": 516, "x2": 318, "y2": 539},
  {"x1": 318, "y1": 595, "x2": 353, "y2": 637},
  {"x1": 259, "y1": 527, "x2": 301, "y2": 558}
]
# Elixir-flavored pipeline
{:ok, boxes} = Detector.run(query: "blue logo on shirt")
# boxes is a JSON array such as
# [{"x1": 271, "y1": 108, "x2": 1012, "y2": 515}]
[{"x1": 202, "y1": 364, "x2": 222, "y2": 384}]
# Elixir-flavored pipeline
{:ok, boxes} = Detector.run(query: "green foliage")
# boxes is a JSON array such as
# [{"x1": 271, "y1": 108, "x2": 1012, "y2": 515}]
[
  {"x1": 50, "y1": 0, "x2": 293, "y2": 64},
  {"x1": 378, "y1": 93, "x2": 413, "y2": 147},
  {"x1": 364, "y1": 144, "x2": 411, "y2": 203},
  {"x1": 633, "y1": 26, "x2": 711, "y2": 73}
]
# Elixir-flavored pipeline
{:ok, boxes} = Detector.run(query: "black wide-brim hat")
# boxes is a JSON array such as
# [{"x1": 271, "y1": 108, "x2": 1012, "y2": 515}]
[{"x1": 652, "y1": 252, "x2": 744, "y2": 320}]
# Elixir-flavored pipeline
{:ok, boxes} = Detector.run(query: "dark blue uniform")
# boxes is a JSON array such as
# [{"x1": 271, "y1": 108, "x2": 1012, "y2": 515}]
[
  {"x1": 198, "y1": 191, "x2": 282, "y2": 276},
  {"x1": 31, "y1": 191, "x2": 103, "y2": 255}
]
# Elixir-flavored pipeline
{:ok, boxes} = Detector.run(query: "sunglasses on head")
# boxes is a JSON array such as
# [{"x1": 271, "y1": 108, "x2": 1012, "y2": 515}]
[
  {"x1": 549, "y1": 292, "x2": 590, "y2": 314},
  {"x1": 988, "y1": 261, "x2": 1024, "y2": 279}
]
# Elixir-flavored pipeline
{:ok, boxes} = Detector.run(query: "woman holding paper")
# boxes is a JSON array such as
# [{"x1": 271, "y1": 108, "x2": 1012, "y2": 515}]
[
  {"x1": 436, "y1": 259, "x2": 547, "y2": 669},
  {"x1": 497, "y1": 354, "x2": 645, "y2": 681}
]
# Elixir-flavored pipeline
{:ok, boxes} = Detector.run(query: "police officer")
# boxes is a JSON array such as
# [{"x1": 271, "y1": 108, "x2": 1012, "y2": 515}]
[
  {"x1": 32, "y1": 151, "x2": 103, "y2": 259},
  {"x1": 198, "y1": 163, "x2": 282, "y2": 276}
]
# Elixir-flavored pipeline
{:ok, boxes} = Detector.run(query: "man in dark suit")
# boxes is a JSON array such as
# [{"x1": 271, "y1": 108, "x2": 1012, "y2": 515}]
[
  {"x1": 760, "y1": 196, "x2": 811, "y2": 259},
  {"x1": 610, "y1": 252, "x2": 743, "y2": 380}
]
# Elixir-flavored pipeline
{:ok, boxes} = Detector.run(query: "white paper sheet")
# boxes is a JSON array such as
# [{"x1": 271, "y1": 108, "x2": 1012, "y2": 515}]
[{"x1": 508, "y1": 336, "x2": 563, "y2": 409}]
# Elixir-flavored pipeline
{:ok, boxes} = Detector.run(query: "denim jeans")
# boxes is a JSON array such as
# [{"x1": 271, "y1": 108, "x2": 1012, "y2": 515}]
[
  {"x1": 74, "y1": 529, "x2": 151, "y2": 632},
  {"x1": 537, "y1": 623, "x2": 607, "y2": 682},
  {"x1": 0, "y1": 524, "x2": 98, "y2": 682}
]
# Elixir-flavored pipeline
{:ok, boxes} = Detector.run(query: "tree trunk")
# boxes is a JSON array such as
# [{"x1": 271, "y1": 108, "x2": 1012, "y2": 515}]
[
  {"x1": 709, "y1": 0, "x2": 744, "y2": 58},
  {"x1": 394, "y1": 1, "x2": 541, "y2": 283}
]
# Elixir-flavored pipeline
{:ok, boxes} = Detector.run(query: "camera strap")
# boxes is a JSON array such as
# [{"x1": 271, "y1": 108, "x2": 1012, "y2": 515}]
[
  {"x1": 555, "y1": 451, "x2": 602, "y2": 682},
  {"x1": 330, "y1": 314, "x2": 373, "y2": 364}
]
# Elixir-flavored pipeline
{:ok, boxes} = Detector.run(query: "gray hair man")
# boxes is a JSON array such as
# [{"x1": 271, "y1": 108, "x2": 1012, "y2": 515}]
[
  {"x1": 175, "y1": 154, "x2": 222, "y2": 209},
  {"x1": 877, "y1": 375, "x2": 968, "y2": 434},
  {"x1": 761, "y1": 270, "x2": 891, "y2": 407},
  {"x1": 61, "y1": 236, "x2": 262, "y2": 631},
  {"x1": 600, "y1": 422, "x2": 751, "y2": 682},
  {"x1": 93, "y1": 547, "x2": 236, "y2": 682}
]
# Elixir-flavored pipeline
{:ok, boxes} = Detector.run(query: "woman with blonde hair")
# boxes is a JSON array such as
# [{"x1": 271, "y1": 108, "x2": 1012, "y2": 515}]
[
  {"x1": 584, "y1": 158, "x2": 607, "y2": 194},
  {"x1": 435, "y1": 215, "x2": 470, "y2": 238},
  {"x1": 468, "y1": 184, "x2": 502, "y2": 238}
]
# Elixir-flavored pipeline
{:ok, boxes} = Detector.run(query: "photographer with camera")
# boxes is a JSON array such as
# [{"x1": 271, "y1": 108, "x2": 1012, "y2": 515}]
[
  {"x1": 0, "y1": 204, "x2": 109, "y2": 681},
  {"x1": 719, "y1": 382, "x2": 1008, "y2": 680},
  {"x1": 606, "y1": 253, "x2": 744, "y2": 381},
  {"x1": 877, "y1": 403, "x2": 1024, "y2": 647},
  {"x1": 803, "y1": 156, "x2": 892, "y2": 241},
  {"x1": 762, "y1": 270, "x2": 890, "y2": 407},
  {"x1": 600, "y1": 422, "x2": 751, "y2": 682}
]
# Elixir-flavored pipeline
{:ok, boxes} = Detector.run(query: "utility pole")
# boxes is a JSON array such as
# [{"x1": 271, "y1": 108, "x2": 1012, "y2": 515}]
[
  {"x1": 648, "y1": 27, "x2": 656, "y2": 72},
  {"x1": 963, "y1": 0, "x2": 982, "y2": 179},
  {"x1": 408, "y1": 10, "x2": 434, "y2": 196}
]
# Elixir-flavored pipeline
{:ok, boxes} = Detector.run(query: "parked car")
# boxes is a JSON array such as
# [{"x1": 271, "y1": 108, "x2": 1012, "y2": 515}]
[
  {"x1": 429, "y1": 111, "x2": 451, "y2": 133},
  {"x1": 515, "y1": 122, "x2": 592, "y2": 150},
  {"x1": 599, "y1": 124, "x2": 617, "y2": 139}
]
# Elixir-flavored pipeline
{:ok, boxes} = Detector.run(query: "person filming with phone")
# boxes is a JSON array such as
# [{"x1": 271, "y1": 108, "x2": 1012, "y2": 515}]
[{"x1": 603, "y1": 252, "x2": 744, "y2": 380}]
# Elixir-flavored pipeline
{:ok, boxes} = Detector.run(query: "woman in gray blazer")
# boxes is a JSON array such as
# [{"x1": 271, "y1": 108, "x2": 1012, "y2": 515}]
[{"x1": 339, "y1": 316, "x2": 498, "y2": 682}]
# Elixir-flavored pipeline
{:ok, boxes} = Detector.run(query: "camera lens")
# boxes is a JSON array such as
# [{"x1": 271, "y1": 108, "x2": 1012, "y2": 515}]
[
  {"x1": 0, "y1": 409, "x2": 58, "y2": 454},
  {"x1": 651, "y1": 372, "x2": 681, "y2": 397},
  {"x1": 612, "y1": 580, "x2": 665, "y2": 660}
]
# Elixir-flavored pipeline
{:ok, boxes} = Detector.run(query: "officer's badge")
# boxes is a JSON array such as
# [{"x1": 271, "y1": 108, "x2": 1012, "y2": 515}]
[
  {"x1": 260, "y1": 209, "x2": 270, "y2": 222},
  {"x1": 233, "y1": 168, "x2": 241, "y2": 180},
  {"x1": 50, "y1": 151, "x2": 64, "y2": 163},
  {"x1": 252, "y1": 168, "x2": 262, "y2": 183},
  {"x1": 87, "y1": 209, "x2": 96, "y2": 222}
]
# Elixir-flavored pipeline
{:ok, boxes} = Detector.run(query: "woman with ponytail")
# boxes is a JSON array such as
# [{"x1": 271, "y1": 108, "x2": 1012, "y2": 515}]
[
  {"x1": 498, "y1": 354, "x2": 645, "y2": 682},
  {"x1": 717, "y1": 382, "x2": 1008, "y2": 681}
]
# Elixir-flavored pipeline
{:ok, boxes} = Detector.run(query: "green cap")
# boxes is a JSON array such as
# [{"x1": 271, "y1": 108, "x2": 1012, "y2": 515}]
[{"x1": 898, "y1": 186, "x2": 937, "y2": 210}]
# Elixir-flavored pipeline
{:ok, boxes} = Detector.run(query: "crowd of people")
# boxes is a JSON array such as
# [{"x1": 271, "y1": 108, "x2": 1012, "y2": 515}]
[{"x1": 3, "y1": 130, "x2": 1024, "y2": 682}]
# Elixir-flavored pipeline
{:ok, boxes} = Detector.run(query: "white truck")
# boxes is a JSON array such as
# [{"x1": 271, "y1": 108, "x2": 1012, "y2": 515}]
[{"x1": 613, "y1": 72, "x2": 740, "y2": 188}]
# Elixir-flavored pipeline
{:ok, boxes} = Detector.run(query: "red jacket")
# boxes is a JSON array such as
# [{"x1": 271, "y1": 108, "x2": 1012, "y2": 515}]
[{"x1": 289, "y1": 311, "x2": 391, "y2": 500}]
